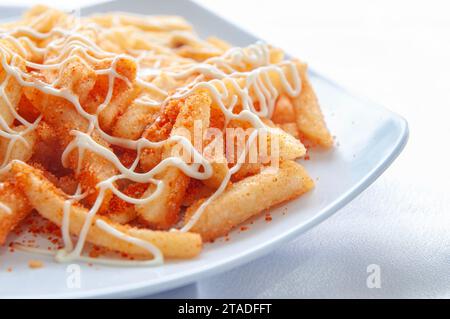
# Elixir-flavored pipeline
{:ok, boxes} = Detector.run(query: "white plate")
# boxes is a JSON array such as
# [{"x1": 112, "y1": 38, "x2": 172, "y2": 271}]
[{"x1": 0, "y1": 0, "x2": 408, "y2": 298}]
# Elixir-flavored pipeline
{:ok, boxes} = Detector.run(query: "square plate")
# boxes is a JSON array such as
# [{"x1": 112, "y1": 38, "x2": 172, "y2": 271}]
[{"x1": 0, "y1": 0, "x2": 408, "y2": 298}]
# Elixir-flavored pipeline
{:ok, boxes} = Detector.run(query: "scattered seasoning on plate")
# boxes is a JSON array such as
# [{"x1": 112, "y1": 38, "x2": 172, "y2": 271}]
[{"x1": 28, "y1": 260, "x2": 43, "y2": 269}]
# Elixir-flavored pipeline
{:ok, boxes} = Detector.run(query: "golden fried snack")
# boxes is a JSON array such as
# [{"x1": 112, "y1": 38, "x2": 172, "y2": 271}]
[
  {"x1": 112, "y1": 96, "x2": 159, "y2": 140},
  {"x1": 23, "y1": 68, "x2": 119, "y2": 209},
  {"x1": 12, "y1": 162, "x2": 202, "y2": 259},
  {"x1": 230, "y1": 162, "x2": 262, "y2": 182},
  {"x1": 21, "y1": 5, "x2": 73, "y2": 32},
  {"x1": 84, "y1": 56, "x2": 139, "y2": 132},
  {"x1": 0, "y1": 178, "x2": 32, "y2": 245},
  {"x1": 137, "y1": 91, "x2": 212, "y2": 229},
  {"x1": 272, "y1": 95, "x2": 296, "y2": 124},
  {"x1": 278, "y1": 122, "x2": 300, "y2": 140},
  {"x1": 292, "y1": 62, "x2": 333, "y2": 148},
  {"x1": 201, "y1": 147, "x2": 229, "y2": 189},
  {"x1": 139, "y1": 98, "x2": 181, "y2": 171},
  {"x1": 0, "y1": 5, "x2": 332, "y2": 266},
  {"x1": 0, "y1": 39, "x2": 27, "y2": 126},
  {"x1": 184, "y1": 161, "x2": 314, "y2": 241},
  {"x1": 89, "y1": 13, "x2": 193, "y2": 32},
  {"x1": 226, "y1": 118, "x2": 306, "y2": 168},
  {"x1": 0, "y1": 125, "x2": 37, "y2": 166},
  {"x1": 112, "y1": 72, "x2": 181, "y2": 141},
  {"x1": 182, "y1": 179, "x2": 215, "y2": 207},
  {"x1": 107, "y1": 182, "x2": 147, "y2": 224},
  {"x1": 206, "y1": 37, "x2": 232, "y2": 52}
]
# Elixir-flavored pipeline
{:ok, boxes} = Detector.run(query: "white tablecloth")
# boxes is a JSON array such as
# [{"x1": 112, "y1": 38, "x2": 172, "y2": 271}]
[{"x1": 2, "y1": 0, "x2": 449, "y2": 298}]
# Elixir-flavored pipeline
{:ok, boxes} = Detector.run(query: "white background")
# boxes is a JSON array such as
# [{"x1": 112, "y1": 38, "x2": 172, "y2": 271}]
[{"x1": 1, "y1": 0, "x2": 450, "y2": 298}]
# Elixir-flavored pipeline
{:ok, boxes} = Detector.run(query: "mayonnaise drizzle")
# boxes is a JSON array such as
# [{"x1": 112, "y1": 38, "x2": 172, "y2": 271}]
[{"x1": 0, "y1": 12, "x2": 302, "y2": 266}]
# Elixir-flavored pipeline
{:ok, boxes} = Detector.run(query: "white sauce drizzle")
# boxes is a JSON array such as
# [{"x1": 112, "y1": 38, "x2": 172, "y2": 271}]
[{"x1": 0, "y1": 13, "x2": 302, "y2": 266}]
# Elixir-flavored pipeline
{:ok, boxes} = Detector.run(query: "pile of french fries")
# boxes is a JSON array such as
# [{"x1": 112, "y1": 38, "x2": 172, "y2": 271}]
[{"x1": 0, "y1": 6, "x2": 332, "y2": 265}]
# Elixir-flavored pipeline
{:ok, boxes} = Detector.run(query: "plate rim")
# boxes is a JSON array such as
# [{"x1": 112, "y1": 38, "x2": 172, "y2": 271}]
[{"x1": 2, "y1": 0, "x2": 409, "y2": 299}]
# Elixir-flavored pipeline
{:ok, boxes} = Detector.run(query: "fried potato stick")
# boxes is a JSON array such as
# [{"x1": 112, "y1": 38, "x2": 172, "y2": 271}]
[
  {"x1": 277, "y1": 122, "x2": 300, "y2": 140},
  {"x1": 112, "y1": 97, "x2": 159, "y2": 140},
  {"x1": 292, "y1": 62, "x2": 333, "y2": 148},
  {"x1": 12, "y1": 162, "x2": 202, "y2": 258},
  {"x1": 0, "y1": 125, "x2": 37, "y2": 165},
  {"x1": 272, "y1": 94, "x2": 296, "y2": 124},
  {"x1": 226, "y1": 118, "x2": 306, "y2": 179},
  {"x1": 184, "y1": 160, "x2": 314, "y2": 241},
  {"x1": 0, "y1": 178, "x2": 32, "y2": 245},
  {"x1": 89, "y1": 13, "x2": 193, "y2": 32},
  {"x1": 139, "y1": 98, "x2": 181, "y2": 171},
  {"x1": 0, "y1": 39, "x2": 28, "y2": 126},
  {"x1": 23, "y1": 60, "x2": 119, "y2": 208},
  {"x1": 137, "y1": 91, "x2": 211, "y2": 229}
]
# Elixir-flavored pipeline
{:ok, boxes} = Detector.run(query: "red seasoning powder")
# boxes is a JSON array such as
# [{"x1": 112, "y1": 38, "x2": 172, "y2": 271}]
[{"x1": 28, "y1": 260, "x2": 43, "y2": 269}]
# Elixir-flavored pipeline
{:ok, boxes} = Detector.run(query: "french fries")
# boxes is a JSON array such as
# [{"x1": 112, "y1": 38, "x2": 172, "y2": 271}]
[
  {"x1": 137, "y1": 91, "x2": 211, "y2": 229},
  {"x1": 201, "y1": 150, "x2": 229, "y2": 189},
  {"x1": 0, "y1": 6, "x2": 332, "y2": 267},
  {"x1": 89, "y1": 13, "x2": 193, "y2": 32},
  {"x1": 85, "y1": 56, "x2": 139, "y2": 132},
  {"x1": 277, "y1": 122, "x2": 300, "y2": 140},
  {"x1": 272, "y1": 95, "x2": 296, "y2": 124},
  {"x1": 0, "y1": 177, "x2": 32, "y2": 245},
  {"x1": 23, "y1": 77, "x2": 118, "y2": 210},
  {"x1": 184, "y1": 161, "x2": 314, "y2": 241},
  {"x1": 182, "y1": 179, "x2": 215, "y2": 207},
  {"x1": 292, "y1": 62, "x2": 333, "y2": 148},
  {"x1": 12, "y1": 162, "x2": 202, "y2": 258},
  {"x1": 139, "y1": 98, "x2": 181, "y2": 171},
  {"x1": 0, "y1": 39, "x2": 28, "y2": 132},
  {"x1": 0, "y1": 125, "x2": 37, "y2": 165},
  {"x1": 112, "y1": 96, "x2": 159, "y2": 140}
]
